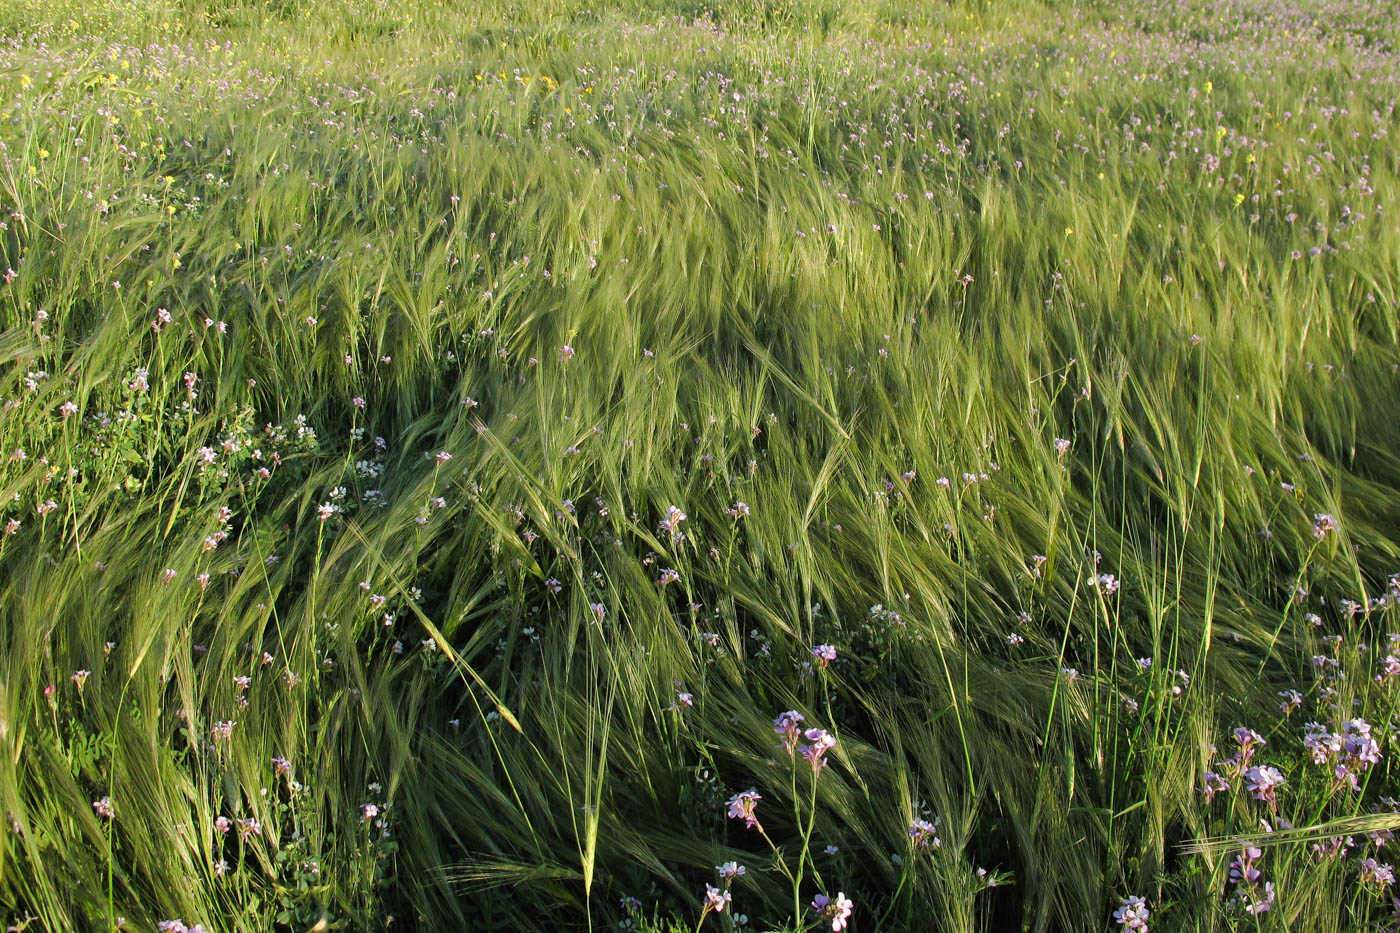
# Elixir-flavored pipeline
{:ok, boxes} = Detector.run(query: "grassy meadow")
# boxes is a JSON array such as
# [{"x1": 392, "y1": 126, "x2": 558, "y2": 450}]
[{"x1": 1, "y1": 0, "x2": 1399, "y2": 928}]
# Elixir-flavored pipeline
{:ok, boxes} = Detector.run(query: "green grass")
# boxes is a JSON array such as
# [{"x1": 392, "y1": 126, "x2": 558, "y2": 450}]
[{"x1": 1, "y1": 0, "x2": 1399, "y2": 929}]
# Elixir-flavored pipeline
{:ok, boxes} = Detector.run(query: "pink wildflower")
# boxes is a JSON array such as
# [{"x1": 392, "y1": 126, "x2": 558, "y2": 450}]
[
  {"x1": 726, "y1": 789, "x2": 762, "y2": 830},
  {"x1": 701, "y1": 884, "x2": 730, "y2": 914},
  {"x1": 811, "y1": 892, "x2": 853, "y2": 932},
  {"x1": 773, "y1": 710, "x2": 805, "y2": 753},
  {"x1": 800, "y1": 728, "x2": 837, "y2": 773},
  {"x1": 909, "y1": 818, "x2": 941, "y2": 849},
  {"x1": 1244, "y1": 765, "x2": 1285, "y2": 805},
  {"x1": 1113, "y1": 896, "x2": 1149, "y2": 932}
]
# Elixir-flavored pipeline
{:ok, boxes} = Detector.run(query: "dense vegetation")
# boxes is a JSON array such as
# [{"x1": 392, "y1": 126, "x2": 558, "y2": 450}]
[{"x1": 1, "y1": 0, "x2": 1399, "y2": 928}]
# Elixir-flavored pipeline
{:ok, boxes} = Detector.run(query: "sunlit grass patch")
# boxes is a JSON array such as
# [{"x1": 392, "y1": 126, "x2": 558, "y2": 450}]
[{"x1": 0, "y1": 0, "x2": 1398, "y2": 929}]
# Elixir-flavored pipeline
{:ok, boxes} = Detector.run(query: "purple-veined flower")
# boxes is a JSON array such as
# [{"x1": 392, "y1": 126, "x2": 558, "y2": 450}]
[
  {"x1": 1228, "y1": 846, "x2": 1263, "y2": 886},
  {"x1": 909, "y1": 818, "x2": 941, "y2": 849},
  {"x1": 800, "y1": 728, "x2": 837, "y2": 773},
  {"x1": 1202, "y1": 771, "x2": 1230, "y2": 803},
  {"x1": 811, "y1": 892, "x2": 853, "y2": 932},
  {"x1": 1234, "y1": 727, "x2": 1265, "y2": 749},
  {"x1": 702, "y1": 883, "x2": 731, "y2": 914},
  {"x1": 1089, "y1": 573, "x2": 1120, "y2": 595},
  {"x1": 1379, "y1": 656, "x2": 1400, "y2": 683},
  {"x1": 1242, "y1": 882, "x2": 1275, "y2": 915},
  {"x1": 235, "y1": 816, "x2": 261, "y2": 842},
  {"x1": 716, "y1": 861, "x2": 746, "y2": 881},
  {"x1": 658, "y1": 505, "x2": 686, "y2": 535},
  {"x1": 1312, "y1": 835, "x2": 1354, "y2": 860},
  {"x1": 774, "y1": 710, "x2": 805, "y2": 753},
  {"x1": 1342, "y1": 719, "x2": 1382, "y2": 768},
  {"x1": 726, "y1": 789, "x2": 762, "y2": 830},
  {"x1": 1243, "y1": 765, "x2": 1285, "y2": 804},
  {"x1": 1361, "y1": 858, "x2": 1395, "y2": 889},
  {"x1": 1112, "y1": 895, "x2": 1149, "y2": 931}
]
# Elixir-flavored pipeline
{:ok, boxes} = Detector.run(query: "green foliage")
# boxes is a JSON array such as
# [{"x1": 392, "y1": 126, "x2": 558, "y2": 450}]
[{"x1": 0, "y1": 0, "x2": 1399, "y2": 930}]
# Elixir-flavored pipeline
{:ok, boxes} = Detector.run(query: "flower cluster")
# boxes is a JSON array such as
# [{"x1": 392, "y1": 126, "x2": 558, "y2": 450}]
[
  {"x1": 726, "y1": 789, "x2": 762, "y2": 831},
  {"x1": 799, "y1": 729, "x2": 837, "y2": 773},
  {"x1": 774, "y1": 710, "x2": 805, "y2": 753},
  {"x1": 701, "y1": 883, "x2": 730, "y2": 915},
  {"x1": 1112, "y1": 895, "x2": 1149, "y2": 932},
  {"x1": 811, "y1": 892, "x2": 853, "y2": 932},
  {"x1": 1227, "y1": 845, "x2": 1275, "y2": 916},
  {"x1": 1243, "y1": 765, "x2": 1285, "y2": 806},
  {"x1": 909, "y1": 818, "x2": 941, "y2": 850},
  {"x1": 658, "y1": 505, "x2": 686, "y2": 536},
  {"x1": 1303, "y1": 719, "x2": 1382, "y2": 791}
]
